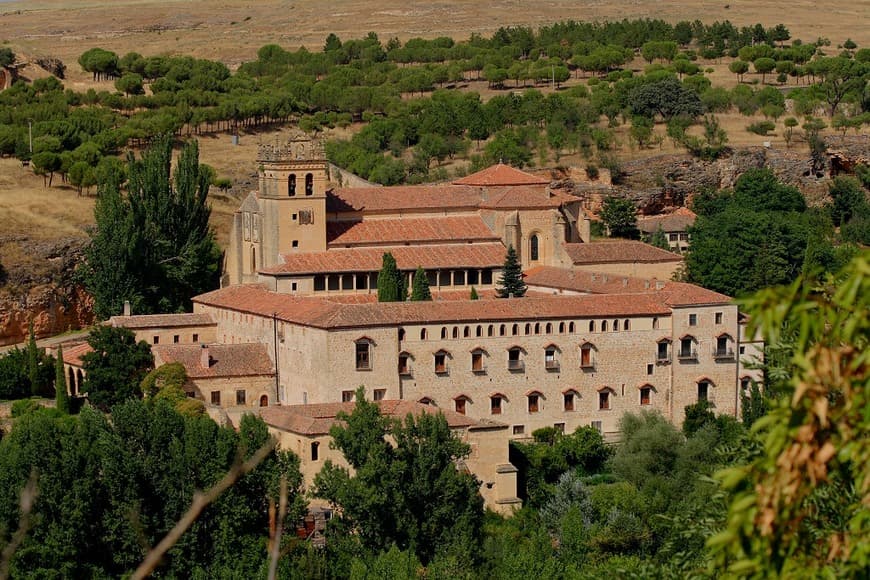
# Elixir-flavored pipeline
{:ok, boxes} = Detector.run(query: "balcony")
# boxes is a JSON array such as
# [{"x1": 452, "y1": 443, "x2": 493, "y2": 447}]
[
  {"x1": 508, "y1": 360, "x2": 525, "y2": 372},
  {"x1": 580, "y1": 360, "x2": 595, "y2": 370},
  {"x1": 655, "y1": 354, "x2": 671, "y2": 364},
  {"x1": 677, "y1": 349, "x2": 698, "y2": 361},
  {"x1": 471, "y1": 364, "x2": 487, "y2": 374},
  {"x1": 545, "y1": 360, "x2": 560, "y2": 371},
  {"x1": 713, "y1": 347, "x2": 735, "y2": 361}
]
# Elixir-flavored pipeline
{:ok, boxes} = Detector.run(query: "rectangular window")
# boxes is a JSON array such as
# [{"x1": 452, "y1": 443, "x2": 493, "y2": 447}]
[
  {"x1": 292, "y1": 240, "x2": 299, "y2": 248},
  {"x1": 310, "y1": 442, "x2": 319, "y2": 461},
  {"x1": 698, "y1": 382, "x2": 709, "y2": 401},
  {"x1": 491, "y1": 397, "x2": 502, "y2": 415},
  {"x1": 528, "y1": 395, "x2": 539, "y2": 413},
  {"x1": 173, "y1": 335, "x2": 180, "y2": 344},
  {"x1": 679, "y1": 338, "x2": 695, "y2": 359},
  {"x1": 669, "y1": 233, "x2": 678, "y2": 242},
  {"x1": 192, "y1": 333, "x2": 199, "y2": 343},
  {"x1": 591, "y1": 421, "x2": 602, "y2": 433},
  {"x1": 739, "y1": 346, "x2": 746, "y2": 355},
  {"x1": 314, "y1": 276, "x2": 326, "y2": 291},
  {"x1": 640, "y1": 387, "x2": 651, "y2": 405},
  {"x1": 715, "y1": 312, "x2": 723, "y2": 324},
  {"x1": 398, "y1": 355, "x2": 410, "y2": 376},
  {"x1": 435, "y1": 353, "x2": 447, "y2": 374},
  {"x1": 657, "y1": 342, "x2": 669, "y2": 361},
  {"x1": 580, "y1": 346, "x2": 593, "y2": 368},
  {"x1": 471, "y1": 352, "x2": 484, "y2": 372},
  {"x1": 508, "y1": 348, "x2": 524, "y2": 371},
  {"x1": 291, "y1": 282, "x2": 297, "y2": 292},
  {"x1": 341, "y1": 390, "x2": 355, "y2": 403},
  {"x1": 355, "y1": 342, "x2": 371, "y2": 370},
  {"x1": 236, "y1": 390, "x2": 247, "y2": 406},
  {"x1": 373, "y1": 388, "x2": 386, "y2": 401},
  {"x1": 153, "y1": 336, "x2": 159, "y2": 345},
  {"x1": 563, "y1": 392, "x2": 575, "y2": 411},
  {"x1": 647, "y1": 363, "x2": 654, "y2": 375},
  {"x1": 481, "y1": 270, "x2": 493, "y2": 285},
  {"x1": 554, "y1": 423, "x2": 565, "y2": 434},
  {"x1": 598, "y1": 391, "x2": 610, "y2": 410},
  {"x1": 545, "y1": 348, "x2": 558, "y2": 370},
  {"x1": 679, "y1": 233, "x2": 689, "y2": 241},
  {"x1": 210, "y1": 391, "x2": 221, "y2": 405},
  {"x1": 689, "y1": 313, "x2": 698, "y2": 326},
  {"x1": 455, "y1": 398, "x2": 466, "y2": 415},
  {"x1": 512, "y1": 425, "x2": 525, "y2": 436}
]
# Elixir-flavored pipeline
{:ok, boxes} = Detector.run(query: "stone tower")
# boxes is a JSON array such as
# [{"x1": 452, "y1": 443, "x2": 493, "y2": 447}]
[{"x1": 256, "y1": 133, "x2": 329, "y2": 271}]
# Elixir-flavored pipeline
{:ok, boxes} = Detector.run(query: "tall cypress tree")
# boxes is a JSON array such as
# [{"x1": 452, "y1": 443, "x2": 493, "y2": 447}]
[
  {"x1": 496, "y1": 245, "x2": 527, "y2": 298},
  {"x1": 377, "y1": 252, "x2": 405, "y2": 302},
  {"x1": 26, "y1": 321, "x2": 39, "y2": 396},
  {"x1": 54, "y1": 345, "x2": 71, "y2": 414},
  {"x1": 410, "y1": 266, "x2": 432, "y2": 301}
]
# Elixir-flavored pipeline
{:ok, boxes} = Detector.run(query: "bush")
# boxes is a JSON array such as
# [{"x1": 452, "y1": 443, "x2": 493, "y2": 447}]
[
  {"x1": 585, "y1": 164, "x2": 599, "y2": 180},
  {"x1": 11, "y1": 398, "x2": 41, "y2": 417},
  {"x1": 746, "y1": 120, "x2": 776, "y2": 135}
]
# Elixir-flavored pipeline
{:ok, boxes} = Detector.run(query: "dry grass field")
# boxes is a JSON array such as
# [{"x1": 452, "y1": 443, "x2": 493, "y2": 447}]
[{"x1": 0, "y1": 0, "x2": 867, "y2": 251}]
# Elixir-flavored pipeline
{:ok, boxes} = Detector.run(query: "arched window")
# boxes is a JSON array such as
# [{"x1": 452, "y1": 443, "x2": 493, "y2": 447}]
[
  {"x1": 697, "y1": 379, "x2": 713, "y2": 401},
  {"x1": 652, "y1": 317, "x2": 659, "y2": 330},
  {"x1": 259, "y1": 394, "x2": 269, "y2": 407},
  {"x1": 639, "y1": 384, "x2": 653, "y2": 405},
  {"x1": 580, "y1": 343, "x2": 595, "y2": 369},
  {"x1": 598, "y1": 387, "x2": 613, "y2": 410},
  {"x1": 526, "y1": 390, "x2": 543, "y2": 413},
  {"x1": 76, "y1": 370, "x2": 84, "y2": 393},
  {"x1": 678, "y1": 335, "x2": 697, "y2": 360},
  {"x1": 434, "y1": 350, "x2": 449, "y2": 374},
  {"x1": 420, "y1": 328, "x2": 427, "y2": 340},
  {"x1": 464, "y1": 326, "x2": 471, "y2": 338},
  {"x1": 311, "y1": 442, "x2": 320, "y2": 461},
  {"x1": 601, "y1": 320, "x2": 608, "y2": 332},
  {"x1": 487, "y1": 325, "x2": 494, "y2": 337},
  {"x1": 612, "y1": 319, "x2": 619, "y2": 332},
  {"x1": 288, "y1": 174, "x2": 296, "y2": 196},
  {"x1": 251, "y1": 246, "x2": 257, "y2": 271},
  {"x1": 568, "y1": 322, "x2": 575, "y2": 333},
  {"x1": 419, "y1": 396, "x2": 434, "y2": 406},
  {"x1": 534, "y1": 323, "x2": 541, "y2": 335},
  {"x1": 499, "y1": 324, "x2": 506, "y2": 336},
  {"x1": 530, "y1": 234, "x2": 539, "y2": 261},
  {"x1": 545, "y1": 322, "x2": 552, "y2": 334},
  {"x1": 512, "y1": 324, "x2": 519, "y2": 336},
  {"x1": 452, "y1": 327, "x2": 459, "y2": 339},
  {"x1": 623, "y1": 319, "x2": 630, "y2": 331},
  {"x1": 525, "y1": 323, "x2": 531, "y2": 335},
  {"x1": 398, "y1": 328, "x2": 405, "y2": 342},
  {"x1": 490, "y1": 393, "x2": 505, "y2": 415},
  {"x1": 558, "y1": 322, "x2": 565, "y2": 333},
  {"x1": 453, "y1": 395, "x2": 470, "y2": 415},
  {"x1": 589, "y1": 320, "x2": 595, "y2": 332},
  {"x1": 441, "y1": 327, "x2": 448, "y2": 339},
  {"x1": 305, "y1": 173, "x2": 314, "y2": 196},
  {"x1": 476, "y1": 325, "x2": 482, "y2": 337}
]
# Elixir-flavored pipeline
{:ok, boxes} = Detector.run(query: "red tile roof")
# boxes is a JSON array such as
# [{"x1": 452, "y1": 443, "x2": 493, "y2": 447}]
[
  {"x1": 193, "y1": 284, "x2": 672, "y2": 330},
  {"x1": 638, "y1": 207, "x2": 697, "y2": 234},
  {"x1": 478, "y1": 186, "x2": 567, "y2": 210},
  {"x1": 327, "y1": 184, "x2": 482, "y2": 213},
  {"x1": 261, "y1": 242, "x2": 507, "y2": 275},
  {"x1": 62, "y1": 342, "x2": 92, "y2": 367},
  {"x1": 327, "y1": 216, "x2": 498, "y2": 247},
  {"x1": 453, "y1": 164, "x2": 550, "y2": 186},
  {"x1": 260, "y1": 400, "x2": 503, "y2": 436},
  {"x1": 523, "y1": 266, "x2": 731, "y2": 306},
  {"x1": 109, "y1": 313, "x2": 216, "y2": 329},
  {"x1": 153, "y1": 343, "x2": 274, "y2": 379},
  {"x1": 563, "y1": 241, "x2": 683, "y2": 264}
]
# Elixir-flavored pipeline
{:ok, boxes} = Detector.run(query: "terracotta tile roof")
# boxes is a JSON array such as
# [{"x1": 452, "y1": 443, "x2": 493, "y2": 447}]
[
  {"x1": 62, "y1": 342, "x2": 92, "y2": 367},
  {"x1": 327, "y1": 216, "x2": 498, "y2": 247},
  {"x1": 193, "y1": 284, "x2": 672, "y2": 330},
  {"x1": 524, "y1": 266, "x2": 732, "y2": 306},
  {"x1": 453, "y1": 164, "x2": 550, "y2": 186},
  {"x1": 638, "y1": 207, "x2": 697, "y2": 234},
  {"x1": 563, "y1": 241, "x2": 683, "y2": 264},
  {"x1": 321, "y1": 288, "x2": 501, "y2": 304},
  {"x1": 261, "y1": 242, "x2": 507, "y2": 275},
  {"x1": 478, "y1": 186, "x2": 567, "y2": 210},
  {"x1": 109, "y1": 313, "x2": 216, "y2": 329},
  {"x1": 153, "y1": 343, "x2": 274, "y2": 379},
  {"x1": 260, "y1": 399, "x2": 503, "y2": 436},
  {"x1": 327, "y1": 184, "x2": 482, "y2": 213}
]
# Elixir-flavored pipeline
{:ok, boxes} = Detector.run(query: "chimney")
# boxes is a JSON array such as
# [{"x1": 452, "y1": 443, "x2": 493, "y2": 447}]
[
  {"x1": 622, "y1": 277, "x2": 628, "y2": 287},
  {"x1": 508, "y1": 293, "x2": 514, "y2": 299},
  {"x1": 591, "y1": 273, "x2": 597, "y2": 281},
  {"x1": 644, "y1": 280, "x2": 650, "y2": 289},
  {"x1": 200, "y1": 344, "x2": 210, "y2": 369},
  {"x1": 123, "y1": 300, "x2": 131, "y2": 317},
  {"x1": 656, "y1": 280, "x2": 666, "y2": 290},
  {"x1": 602, "y1": 275, "x2": 608, "y2": 283}
]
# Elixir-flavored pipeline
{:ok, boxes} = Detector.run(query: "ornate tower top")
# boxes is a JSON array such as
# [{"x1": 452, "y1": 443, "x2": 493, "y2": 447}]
[{"x1": 257, "y1": 131, "x2": 325, "y2": 163}]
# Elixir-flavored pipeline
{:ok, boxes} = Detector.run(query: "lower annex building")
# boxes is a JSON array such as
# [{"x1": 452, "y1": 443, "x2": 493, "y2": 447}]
[{"x1": 59, "y1": 135, "x2": 762, "y2": 512}]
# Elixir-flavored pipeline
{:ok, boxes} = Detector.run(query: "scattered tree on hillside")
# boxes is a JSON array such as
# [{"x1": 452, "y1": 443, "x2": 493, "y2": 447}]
[
  {"x1": 0, "y1": 47, "x2": 15, "y2": 68},
  {"x1": 496, "y1": 245, "x2": 526, "y2": 298},
  {"x1": 629, "y1": 78, "x2": 703, "y2": 122},
  {"x1": 377, "y1": 252, "x2": 406, "y2": 302},
  {"x1": 80, "y1": 325, "x2": 154, "y2": 409},
  {"x1": 409, "y1": 266, "x2": 432, "y2": 301},
  {"x1": 81, "y1": 135, "x2": 222, "y2": 319}
]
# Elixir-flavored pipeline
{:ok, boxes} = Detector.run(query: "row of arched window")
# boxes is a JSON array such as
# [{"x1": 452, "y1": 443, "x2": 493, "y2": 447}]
[
  {"x1": 411, "y1": 318, "x2": 642, "y2": 341},
  {"x1": 288, "y1": 173, "x2": 314, "y2": 196}
]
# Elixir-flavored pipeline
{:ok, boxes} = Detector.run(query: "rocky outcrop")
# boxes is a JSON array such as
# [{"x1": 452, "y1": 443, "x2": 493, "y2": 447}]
[{"x1": 0, "y1": 236, "x2": 94, "y2": 346}]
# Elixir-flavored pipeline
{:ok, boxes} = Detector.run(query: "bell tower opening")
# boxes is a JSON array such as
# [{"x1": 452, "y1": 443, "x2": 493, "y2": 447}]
[{"x1": 288, "y1": 174, "x2": 296, "y2": 196}]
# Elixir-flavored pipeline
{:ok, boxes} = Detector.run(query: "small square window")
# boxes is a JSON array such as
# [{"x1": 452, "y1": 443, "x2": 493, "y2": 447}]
[
  {"x1": 173, "y1": 334, "x2": 180, "y2": 344},
  {"x1": 647, "y1": 363, "x2": 654, "y2": 375},
  {"x1": 739, "y1": 346, "x2": 746, "y2": 355},
  {"x1": 554, "y1": 422, "x2": 565, "y2": 433},
  {"x1": 715, "y1": 312, "x2": 723, "y2": 324},
  {"x1": 373, "y1": 388, "x2": 386, "y2": 401},
  {"x1": 292, "y1": 213, "x2": 298, "y2": 220},
  {"x1": 236, "y1": 390, "x2": 247, "y2": 406},
  {"x1": 292, "y1": 240, "x2": 299, "y2": 248},
  {"x1": 341, "y1": 390, "x2": 355, "y2": 403},
  {"x1": 512, "y1": 425, "x2": 525, "y2": 435},
  {"x1": 210, "y1": 391, "x2": 221, "y2": 405},
  {"x1": 291, "y1": 282, "x2": 297, "y2": 292},
  {"x1": 689, "y1": 314, "x2": 698, "y2": 326}
]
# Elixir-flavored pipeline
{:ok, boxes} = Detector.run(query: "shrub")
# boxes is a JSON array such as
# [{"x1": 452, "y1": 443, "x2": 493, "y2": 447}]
[
  {"x1": 11, "y1": 398, "x2": 41, "y2": 417},
  {"x1": 585, "y1": 164, "x2": 599, "y2": 180},
  {"x1": 746, "y1": 120, "x2": 776, "y2": 135}
]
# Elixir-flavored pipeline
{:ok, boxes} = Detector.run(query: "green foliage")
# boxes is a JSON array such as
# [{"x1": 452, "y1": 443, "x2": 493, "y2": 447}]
[
  {"x1": 712, "y1": 254, "x2": 870, "y2": 576},
  {"x1": 746, "y1": 120, "x2": 775, "y2": 135},
  {"x1": 54, "y1": 345, "x2": 71, "y2": 414},
  {"x1": 376, "y1": 252, "x2": 406, "y2": 302},
  {"x1": 828, "y1": 176, "x2": 869, "y2": 227},
  {"x1": 10, "y1": 398, "x2": 42, "y2": 417},
  {"x1": 648, "y1": 226, "x2": 671, "y2": 251},
  {"x1": 682, "y1": 400, "x2": 716, "y2": 436},
  {"x1": 81, "y1": 136, "x2": 222, "y2": 319},
  {"x1": 0, "y1": 400, "x2": 305, "y2": 577},
  {"x1": 409, "y1": 266, "x2": 432, "y2": 301},
  {"x1": 600, "y1": 196, "x2": 639, "y2": 239},
  {"x1": 80, "y1": 325, "x2": 154, "y2": 409},
  {"x1": 0, "y1": 47, "x2": 15, "y2": 68},
  {"x1": 469, "y1": 286, "x2": 479, "y2": 300},
  {"x1": 496, "y1": 245, "x2": 527, "y2": 298},
  {"x1": 629, "y1": 77, "x2": 703, "y2": 121},
  {"x1": 313, "y1": 388, "x2": 484, "y2": 565}
]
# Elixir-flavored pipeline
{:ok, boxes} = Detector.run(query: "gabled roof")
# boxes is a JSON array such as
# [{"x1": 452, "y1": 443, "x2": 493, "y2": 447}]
[
  {"x1": 153, "y1": 343, "x2": 274, "y2": 379},
  {"x1": 637, "y1": 207, "x2": 697, "y2": 233},
  {"x1": 260, "y1": 400, "x2": 504, "y2": 436},
  {"x1": 327, "y1": 184, "x2": 482, "y2": 213},
  {"x1": 261, "y1": 242, "x2": 507, "y2": 275},
  {"x1": 563, "y1": 241, "x2": 683, "y2": 265},
  {"x1": 109, "y1": 313, "x2": 216, "y2": 330},
  {"x1": 193, "y1": 284, "x2": 672, "y2": 330},
  {"x1": 239, "y1": 191, "x2": 260, "y2": 213},
  {"x1": 62, "y1": 342, "x2": 93, "y2": 367},
  {"x1": 326, "y1": 216, "x2": 498, "y2": 247},
  {"x1": 453, "y1": 164, "x2": 550, "y2": 186}
]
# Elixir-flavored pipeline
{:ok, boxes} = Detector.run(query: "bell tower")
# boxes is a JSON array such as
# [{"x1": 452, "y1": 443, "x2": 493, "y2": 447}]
[{"x1": 257, "y1": 133, "x2": 329, "y2": 270}]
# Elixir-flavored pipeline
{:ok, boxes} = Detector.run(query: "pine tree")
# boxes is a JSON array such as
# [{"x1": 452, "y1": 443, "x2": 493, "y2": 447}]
[
  {"x1": 410, "y1": 267, "x2": 432, "y2": 301},
  {"x1": 496, "y1": 245, "x2": 527, "y2": 298},
  {"x1": 27, "y1": 321, "x2": 39, "y2": 396},
  {"x1": 470, "y1": 286, "x2": 479, "y2": 300},
  {"x1": 377, "y1": 252, "x2": 405, "y2": 302},
  {"x1": 54, "y1": 345, "x2": 71, "y2": 414}
]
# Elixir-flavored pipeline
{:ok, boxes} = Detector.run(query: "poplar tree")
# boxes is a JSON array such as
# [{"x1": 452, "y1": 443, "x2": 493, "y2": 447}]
[
  {"x1": 496, "y1": 245, "x2": 526, "y2": 298},
  {"x1": 54, "y1": 345, "x2": 71, "y2": 414},
  {"x1": 409, "y1": 266, "x2": 432, "y2": 301},
  {"x1": 377, "y1": 252, "x2": 405, "y2": 302},
  {"x1": 26, "y1": 321, "x2": 39, "y2": 396}
]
